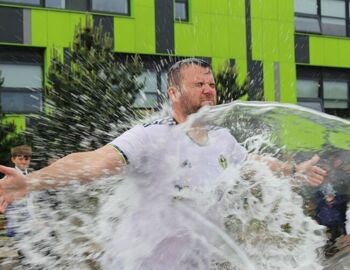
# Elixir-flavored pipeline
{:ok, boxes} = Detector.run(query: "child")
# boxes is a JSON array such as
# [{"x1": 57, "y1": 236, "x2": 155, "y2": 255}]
[{"x1": 5, "y1": 145, "x2": 32, "y2": 237}]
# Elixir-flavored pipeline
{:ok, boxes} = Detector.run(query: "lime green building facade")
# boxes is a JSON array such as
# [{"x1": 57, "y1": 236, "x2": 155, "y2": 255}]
[{"x1": 0, "y1": 0, "x2": 349, "y2": 132}]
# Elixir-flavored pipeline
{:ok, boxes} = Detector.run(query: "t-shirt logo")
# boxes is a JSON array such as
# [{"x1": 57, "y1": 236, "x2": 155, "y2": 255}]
[{"x1": 219, "y1": 154, "x2": 228, "y2": 169}]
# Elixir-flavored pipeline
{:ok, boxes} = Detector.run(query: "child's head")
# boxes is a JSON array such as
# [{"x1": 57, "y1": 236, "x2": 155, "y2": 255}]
[{"x1": 11, "y1": 145, "x2": 32, "y2": 171}]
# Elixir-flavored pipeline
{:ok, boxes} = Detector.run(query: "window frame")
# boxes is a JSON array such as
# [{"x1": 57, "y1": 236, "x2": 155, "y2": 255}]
[
  {"x1": 0, "y1": 46, "x2": 44, "y2": 114},
  {"x1": 295, "y1": 0, "x2": 350, "y2": 37},
  {"x1": 296, "y1": 66, "x2": 350, "y2": 118},
  {"x1": 174, "y1": 0, "x2": 189, "y2": 22},
  {"x1": 0, "y1": 0, "x2": 131, "y2": 16}
]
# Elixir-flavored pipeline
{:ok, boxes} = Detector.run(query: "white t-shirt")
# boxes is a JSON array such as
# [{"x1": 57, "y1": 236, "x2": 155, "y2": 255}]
[
  {"x1": 110, "y1": 118, "x2": 247, "y2": 190},
  {"x1": 105, "y1": 118, "x2": 247, "y2": 269}
]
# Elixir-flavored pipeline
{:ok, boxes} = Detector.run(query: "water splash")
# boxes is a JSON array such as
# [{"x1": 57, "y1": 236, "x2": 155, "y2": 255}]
[{"x1": 3, "y1": 101, "x2": 349, "y2": 269}]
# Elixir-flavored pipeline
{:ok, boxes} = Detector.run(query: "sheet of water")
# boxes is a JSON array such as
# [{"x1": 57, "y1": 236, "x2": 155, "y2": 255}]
[{"x1": 3, "y1": 101, "x2": 350, "y2": 270}]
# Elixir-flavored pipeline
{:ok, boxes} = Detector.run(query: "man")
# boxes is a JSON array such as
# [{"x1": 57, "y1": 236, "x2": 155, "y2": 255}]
[
  {"x1": 0, "y1": 59, "x2": 326, "y2": 210},
  {"x1": 0, "y1": 58, "x2": 327, "y2": 268}
]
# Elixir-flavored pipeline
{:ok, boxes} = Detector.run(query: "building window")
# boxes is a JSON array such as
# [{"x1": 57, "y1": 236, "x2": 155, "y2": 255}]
[
  {"x1": 297, "y1": 66, "x2": 350, "y2": 118},
  {"x1": 295, "y1": 0, "x2": 349, "y2": 37},
  {"x1": 321, "y1": 0, "x2": 346, "y2": 36},
  {"x1": 175, "y1": 0, "x2": 188, "y2": 21},
  {"x1": 323, "y1": 80, "x2": 349, "y2": 110},
  {"x1": 91, "y1": 0, "x2": 129, "y2": 15},
  {"x1": 0, "y1": 0, "x2": 40, "y2": 5},
  {"x1": 45, "y1": 0, "x2": 65, "y2": 8},
  {"x1": 0, "y1": 47, "x2": 43, "y2": 114},
  {"x1": 134, "y1": 70, "x2": 168, "y2": 109},
  {"x1": 0, "y1": 0, "x2": 129, "y2": 15}
]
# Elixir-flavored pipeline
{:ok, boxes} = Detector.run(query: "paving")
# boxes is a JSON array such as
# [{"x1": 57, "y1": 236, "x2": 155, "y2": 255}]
[{"x1": 0, "y1": 214, "x2": 20, "y2": 269}]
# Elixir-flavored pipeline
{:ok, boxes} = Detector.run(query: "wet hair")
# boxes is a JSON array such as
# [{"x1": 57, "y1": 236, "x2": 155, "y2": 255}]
[
  {"x1": 11, "y1": 145, "x2": 32, "y2": 157},
  {"x1": 167, "y1": 58, "x2": 212, "y2": 89}
]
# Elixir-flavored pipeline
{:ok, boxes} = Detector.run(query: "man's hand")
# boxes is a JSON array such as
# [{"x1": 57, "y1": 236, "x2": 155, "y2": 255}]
[
  {"x1": 0, "y1": 165, "x2": 28, "y2": 213},
  {"x1": 296, "y1": 155, "x2": 327, "y2": 186}
]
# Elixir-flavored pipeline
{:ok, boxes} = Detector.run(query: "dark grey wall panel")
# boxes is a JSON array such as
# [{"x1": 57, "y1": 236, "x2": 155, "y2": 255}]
[
  {"x1": 93, "y1": 15, "x2": 114, "y2": 40},
  {"x1": 245, "y1": 0, "x2": 264, "y2": 99},
  {"x1": 248, "y1": 60, "x2": 264, "y2": 97},
  {"x1": 295, "y1": 34, "x2": 310, "y2": 64},
  {"x1": 0, "y1": 45, "x2": 43, "y2": 63},
  {"x1": 0, "y1": 7, "x2": 23, "y2": 43},
  {"x1": 245, "y1": 0, "x2": 252, "y2": 63},
  {"x1": 155, "y1": 0, "x2": 175, "y2": 54}
]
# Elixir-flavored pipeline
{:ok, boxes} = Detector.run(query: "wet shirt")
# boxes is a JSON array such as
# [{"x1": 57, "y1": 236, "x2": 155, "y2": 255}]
[{"x1": 109, "y1": 118, "x2": 247, "y2": 191}]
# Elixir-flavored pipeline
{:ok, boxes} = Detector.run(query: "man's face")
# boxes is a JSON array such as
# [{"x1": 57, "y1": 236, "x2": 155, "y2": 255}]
[
  {"x1": 11, "y1": 155, "x2": 31, "y2": 171},
  {"x1": 177, "y1": 65, "x2": 217, "y2": 116}
]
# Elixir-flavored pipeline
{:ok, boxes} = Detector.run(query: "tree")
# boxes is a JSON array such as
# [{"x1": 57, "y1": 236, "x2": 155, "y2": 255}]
[
  {"x1": 0, "y1": 70, "x2": 25, "y2": 167},
  {"x1": 215, "y1": 61, "x2": 264, "y2": 104},
  {"x1": 28, "y1": 18, "x2": 144, "y2": 166}
]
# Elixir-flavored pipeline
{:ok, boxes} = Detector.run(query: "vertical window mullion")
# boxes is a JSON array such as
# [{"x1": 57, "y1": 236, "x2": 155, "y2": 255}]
[{"x1": 346, "y1": 0, "x2": 350, "y2": 36}]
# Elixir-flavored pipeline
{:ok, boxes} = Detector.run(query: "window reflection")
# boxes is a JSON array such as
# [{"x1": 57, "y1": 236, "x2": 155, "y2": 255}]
[
  {"x1": 295, "y1": 17, "x2": 321, "y2": 33},
  {"x1": 321, "y1": 17, "x2": 346, "y2": 36},
  {"x1": 1, "y1": 90, "x2": 42, "y2": 113},
  {"x1": 321, "y1": 0, "x2": 345, "y2": 17},
  {"x1": 297, "y1": 79, "x2": 319, "y2": 98},
  {"x1": 175, "y1": 0, "x2": 188, "y2": 21},
  {"x1": 295, "y1": 0, "x2": 349, "y2": 37},
  {"x1": 0, "y1": 0, "x2": 40, "y2": 5},
  {"x1": 92, "y1": 0, "x2": 129, "y2": 14},
  {"x1": 295, "y1": 0, "x2": 318, "y2": 14},
  {"x1": 323, "y1": 81, "x2": 349, "y2": 109},
  {"x1": 45, "y1": 0, "x2": 65, "y2": 8}
]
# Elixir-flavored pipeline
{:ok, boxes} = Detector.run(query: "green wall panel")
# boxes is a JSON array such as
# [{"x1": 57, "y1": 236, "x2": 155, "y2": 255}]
[
  {"x1": 262, "y1": 0, "x2": 278, "y2": 20},
  {"x1": 228, "y1": 17, "x2": 246, "y2": 59},
  {"x1": 31, "y1": 9, "x2": 48, "y2": 47},
  {"x1": 278, "y1": 0, "x2": 294, "y2": 22},
  {"x1": 323, "y1": 38, "x2": 339, "y2": 67},
  {"x1": 191, "y1": 14, "x2": 212, "y2": 56},
  {"x1": 210, "y1": 0, "x2": 229, "y2": 15},
  {"x1": 114, "y1": 18, "x2": 136, "y2": 53},
  {"x1": 278, "y1": 22, "x2": 294, "y2": 62},
  {"x1": 211, "y1": 15, "x2": 229, "y2": 58},
  {"x1": 134, "y1": 4, "x2": 155, "y2": 54},
  {"x1": 32, "y1": 9, "x2": 85, "y2": 48},
  {"x1": 174, "y1": 23, "x2": 195, "y2": 55},
  {"x1": 279, "y1": 62, "x2": 296, "y2": 103},
  {"x1": 262, "y1": 20, "x2": 279, "y2": 61},
  {"x1": 263, "y1": 61, "x2": 275, "y2": 101},
  {"x1": 251, "y1": 0, "x2": 263, "y2": 19},
  {"x1": 338, "y1": 40, "x2": 350, "y2": 67},
  {"x1": 251, "y1": 18, "x2": 263, "y2": 60},
  {"x1": 192, "y1": 0, "x2": 211, "y2": 14},
  {"x1": 227, "y1": 0, "x2": 245, "y2": 18},
  {"x1": 309, "y1": 36, "x2": 324, "y2": 66}
]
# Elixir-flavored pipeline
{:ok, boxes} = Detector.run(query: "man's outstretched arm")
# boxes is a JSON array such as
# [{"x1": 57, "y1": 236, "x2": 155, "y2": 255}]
[
  {"x1": 249, "y1": 154, "x2": 327, "y2": 186},
  {"x1": 0, "y1": 144, "x2": 125, "y2": 213}
]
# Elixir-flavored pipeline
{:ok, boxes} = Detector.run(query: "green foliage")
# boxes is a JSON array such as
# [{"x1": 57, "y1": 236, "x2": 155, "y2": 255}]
[
  {"x1": 0, "y1": 71, "x2": 25, "y2": 167},
  {"x1": 28, "y1": 18, "x2": 144, "y2": 166},
  {"x1": 215, "y1": 61, "x2": 264, "y2": 104}
]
